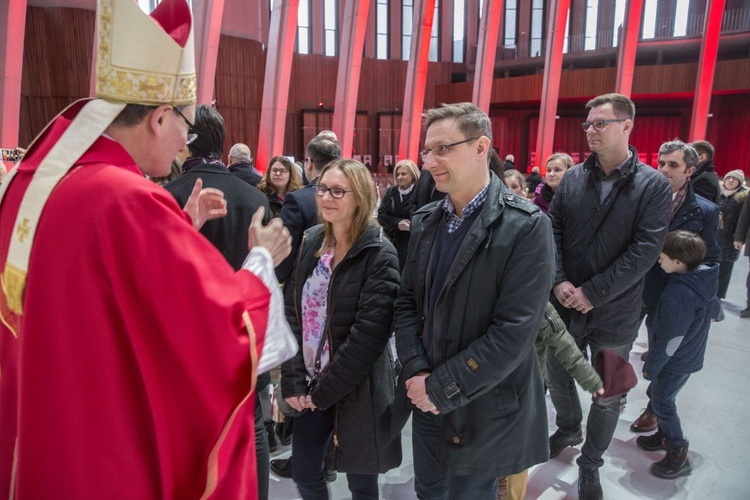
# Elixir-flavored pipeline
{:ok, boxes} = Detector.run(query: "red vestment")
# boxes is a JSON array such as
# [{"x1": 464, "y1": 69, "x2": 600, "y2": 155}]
[{"x1": 0, "y1": 102, "x2": 268, "y2": 498}]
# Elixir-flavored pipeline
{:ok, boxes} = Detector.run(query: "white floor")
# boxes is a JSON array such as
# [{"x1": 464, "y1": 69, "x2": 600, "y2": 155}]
[{"x1": 269, "y1": 257, "x2": 750, "y2": 499}]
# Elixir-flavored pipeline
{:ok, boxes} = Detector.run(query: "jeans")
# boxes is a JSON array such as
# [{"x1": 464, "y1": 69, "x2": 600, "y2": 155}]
[
  {"x1": 649, "y1": 372, "x2": 691, "y2": 444},
  {"x1": 546, "y1": 337, "x2": 633, "y2": 469},
  {"x1": 411, "y1": 410, "x2": 500, "y2": 500},
  {"x1": 291, "y1": 406, "x2": 378, "y2": 500},
  {"x1": 254, "y1": 391, "x2": 269, "y2": 500}
]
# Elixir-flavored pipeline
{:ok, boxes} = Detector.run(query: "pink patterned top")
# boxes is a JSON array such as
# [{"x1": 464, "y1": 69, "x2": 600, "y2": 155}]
[{"x1": 301, "y1": 249, "x2": 333, "y2": 377}]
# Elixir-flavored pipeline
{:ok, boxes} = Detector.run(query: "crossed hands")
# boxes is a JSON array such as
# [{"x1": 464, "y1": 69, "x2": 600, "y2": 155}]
[
  {"x1": 554, "y1": 281, "x2": 594, "y2": 314},
  {"x1": 285, "y1": 395, "x2": 317, "y2": 412},
  {"x1": 405, "y1": 372, "x2": 439, "y2": 415}
]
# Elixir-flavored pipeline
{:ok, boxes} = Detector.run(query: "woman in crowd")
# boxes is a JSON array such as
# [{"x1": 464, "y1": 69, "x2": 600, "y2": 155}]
[
  {"x1": 258, "y1": 155, "x2": 303, "y2": 218},
  {"x1": 504, "y1": 169, "x2": 528, "y2": 198},
  {"x1": 532, "y1": 153, "x2": 574, "y2": 214},
  {"x1": 717, "y1": 170, "x2": 747, "y2": 319},
  {"x1": 377, "y1": 159, "x2": 420, "y2": 270},
  {"x1": 281, "y1": 159, "x2": 402, "y2": 500}
]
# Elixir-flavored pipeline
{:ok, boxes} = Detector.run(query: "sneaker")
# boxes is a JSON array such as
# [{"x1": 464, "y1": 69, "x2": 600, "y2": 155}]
[
  {"x1": 740, "y1": 308, "x2": 750, "y2": 319},
  {"x1": 549, "y1": 428, "x2": 583, "y2": 458},
  {"x1": 636, "y1": 429, "x2": 665, "y2": 451},
  {"x1": 578, "y1": 467, "x2": 603, "y2": 500}
]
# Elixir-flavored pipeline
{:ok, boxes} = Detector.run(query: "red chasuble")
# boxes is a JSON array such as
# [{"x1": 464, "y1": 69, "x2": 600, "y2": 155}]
[{"x1": 0, "y1": 102, "x2": 269, "y2": 498}]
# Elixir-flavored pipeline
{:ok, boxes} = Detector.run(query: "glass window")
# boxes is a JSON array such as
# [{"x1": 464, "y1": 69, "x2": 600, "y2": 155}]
[
  {"x1": 642, "y1": 0, "x2": 657, "y2": 39},
  {"x1": 613, "y1": 0, "x2": 626, "y2": 46},
  {"x1": 324, "y1": 0, "x2": 337, "y2": 56},
  {"x1": 584, "y1": 0, "x2": 598, "y2": 50},
  {"x1": 298, "y1": 0, "x2": 310, "y2": 54},
  {"x1": 673, "y1": 0, "x2": 690, "y2": 36},
  {"x1": 504, "y1": 0, "x2": 517, "y2": 46},
  {"x1": 429, "y1": 3, "x2": 439, "y2": 62},
  {"x1": 453, "y1": 0, "x2": 465, "y2": 63},
  {"x1": 530, "y1": 0, "x2": 544, "y2": 56},
  {"x1": 403, "y1": 0, "x2": 413, "y2": 60},
  {"x1": 376, "y1": 0, "x2": 389, "y2": 59},
  {"x1": 563, "y1": 9, "x2": 570, "y2": 53}
]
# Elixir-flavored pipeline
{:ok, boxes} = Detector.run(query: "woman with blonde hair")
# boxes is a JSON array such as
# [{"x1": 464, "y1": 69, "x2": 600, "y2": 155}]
[
  {"x1": 503, "y1": 169, "x2": 527, "y2": 197},
  {"x1": 377, "y1": 159, "x2": 420, "y2": 270},
  {"x1": 533, "y1": 152, "x2": 574, "y2": 214},
  {"x1": 281, "y1": 159, "x2": 402, "y2": 500},
  {"x1": 257, "y1": 155, "x2": 303, "y2": 217}
]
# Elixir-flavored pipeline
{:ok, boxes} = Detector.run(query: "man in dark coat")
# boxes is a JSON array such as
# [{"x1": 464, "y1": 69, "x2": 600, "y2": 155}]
[
  {"x1": 503, "y1": 153, "x2": 516, "y2": 171},
  {"x1": 163, "y1": 105, "x2": 273, "y2": 500},
  {"x1": 394, "y1": 103, "x2": 554, "y2": 499},
  {"x1": 547, "y1": 93, "x2": 672, "y2": 500},
  {"x1": 227, "y1": 143, "x2": 262, "y2": 187},
  {"x1": 690, "y1": 140, "x2": 721, "y2": 205},
  {"x1": 526, "y1": 166, "x2": 544, "y2": 194}
]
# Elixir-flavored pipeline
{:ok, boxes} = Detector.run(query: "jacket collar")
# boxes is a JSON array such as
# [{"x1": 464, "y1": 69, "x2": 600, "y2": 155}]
[
  {"x1": 417, "y1": 174, "x2": 507, "y2": 231},
  {"x1": 303, "y1": 223, "x2": 385, "y2": 262},
  {"x1": 582, "y1": 145, "x2": 640, "y2": 190}
]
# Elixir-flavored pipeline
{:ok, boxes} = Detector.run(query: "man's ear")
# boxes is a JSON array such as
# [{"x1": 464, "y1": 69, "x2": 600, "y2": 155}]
[
  {"x1": 622, "y1": 119, "x2": 633, "y2": 134},
  {"x1": 148, "y1": 104, "x2": 172, "y2": 137},
  {"x1": 476, "y1": 136, "x2": 492, "y2": 156},
  {"x1": 686, "y1": 166, "x2": 696, "y2": 178}
]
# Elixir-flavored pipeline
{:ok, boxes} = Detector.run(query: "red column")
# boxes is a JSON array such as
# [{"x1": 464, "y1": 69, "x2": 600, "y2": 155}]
[
  {"x1": 398, "y1": 0, "x2": 437, "y2": 163},
  {"x1": 0, "y1": 0, "x2": 28, "y2": 166},
  {"x1": 193, "y1": 0, "x2": 227, "y2": 105},
  {"x1": 332, "y1": 0, "x2": 371, "y2": 158},
  {"x1": 689, "y1": 0, "x2": 726, "y2": 141},
  {"x1": 534, "y1": 0, "x2": 570, "y2": 176},
  {"x1": 472, "y1": 0, "x2": 504, "y2": 113},
  {"x1": 615, "y1": 0, "x2": 645, "y2": 97},
  {"x1": 256, "y1": 0, "x2": 300, "y2": 173}
]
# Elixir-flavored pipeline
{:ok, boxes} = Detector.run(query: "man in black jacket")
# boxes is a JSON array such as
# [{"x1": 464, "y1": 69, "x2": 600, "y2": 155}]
[
  {"x1": 547, "y1": 93, "x2": 672, "y2": 500},
  {"x1": 690, "y1": 140, "x2": 721, "y2": 205},
  {"x1": 228, "y1": 143, "x2": 262, "y2": 187},
  {"x1": 163, "y1": 105, "x2": 273, "y2": 500},
  {"x1": 394, "y1": 102, "x2": 554, "y2": 499}
]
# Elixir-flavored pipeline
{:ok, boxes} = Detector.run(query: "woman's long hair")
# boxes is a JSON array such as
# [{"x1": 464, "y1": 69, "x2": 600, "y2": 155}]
[
  {"x1": 257, "y1": 156, "x2": 303, "y2": 195},
  {"x1": 316, "y1": 159, "x2": 378, "y2": 256}
]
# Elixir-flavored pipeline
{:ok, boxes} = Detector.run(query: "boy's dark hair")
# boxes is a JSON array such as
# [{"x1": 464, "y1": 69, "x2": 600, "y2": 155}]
[
  {"x1": 662, "y1": 230, "x2": 706, "y2": 271},
  {"x1": 691, "y1": 140, "x2": 714, "y2": 161},
  {"x1": 189, "y1": 105, "x2": 225, "y2": 159}
]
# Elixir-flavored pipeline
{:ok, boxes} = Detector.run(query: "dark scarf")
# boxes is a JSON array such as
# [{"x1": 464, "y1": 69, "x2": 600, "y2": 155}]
[{"x1": 181, "y1": 156, "x2": 224, "y2": 174}]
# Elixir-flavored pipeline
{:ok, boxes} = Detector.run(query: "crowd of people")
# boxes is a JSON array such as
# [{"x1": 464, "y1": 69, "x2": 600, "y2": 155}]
[{"x1": 2, "y1": 1, "x2": 750, "y2": 499}]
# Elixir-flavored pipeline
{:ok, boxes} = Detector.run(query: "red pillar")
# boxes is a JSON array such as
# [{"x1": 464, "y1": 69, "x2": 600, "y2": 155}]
[
  {"x1": 256, "y1": 0, "x2": 299, "y2": 173},
  {"x1": 472, "y1": 0, "x2": 504, "y2": 113},
  {"x1": 534, "y1": 0, "x2": 570, "y2": 176},
  {"x1": 332, "y1": 0, "x2": 371, "y2": 158},
  {"x1": 689, "y1": 0, "x2": 726, "y2": 141},
  {"x1": 0, "y1": 0, "x2": 28, "y2": 168},
  {"x1": 193, "y1": 0, "x2": 227, "y2": 105},
  {"x1": 398, "y1": 0, "x2": 437, "y2": 163},
  {"x1": 615, "y1": 0, "x2": 645, "y2": 97}
]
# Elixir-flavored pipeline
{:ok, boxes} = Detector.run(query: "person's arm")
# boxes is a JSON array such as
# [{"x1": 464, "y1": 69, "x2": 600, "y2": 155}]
[
  {"x1": 700, "y1": 202, "x2": 721, "y2": 265},
  {"x1": 310, "y1": 246, "x2": 400, "y2": 410},
  {"x1": 733, "y1": 196, "x2": 750, "y2": 248},
  {"x1": 642, "y1": 293, "x2": 693, "y2": 380},
  {"x1": 276, "y1": 192, "x2": 305, "y2": 282},
  {"x1": 580, "y1": 176, "x2": 672, "y2": 308},
  {"x1": 423, "y1": 213, "x2": 555, "y2": 414}
]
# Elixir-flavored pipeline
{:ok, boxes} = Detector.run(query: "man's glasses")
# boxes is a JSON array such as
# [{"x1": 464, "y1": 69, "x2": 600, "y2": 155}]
[
  {"x1": 314, "y1": 184, "x2": 351, "y2": 199},
  {"x1": 172, "y1": 107, "x2": 198, "y2": 145},
  {"x1": 420, "y1": 137, "x2": 479, "y2": 162},
  {"x1": 270, "y1": 168, "x2": 289, "y2": 175},
  {"x1": 581, "y1": 119, "x2": 626, "y2": 132}
]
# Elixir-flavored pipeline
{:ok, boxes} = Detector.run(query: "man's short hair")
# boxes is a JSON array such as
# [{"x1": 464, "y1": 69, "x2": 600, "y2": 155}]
[
  {"x1": 586, "y1": 93, "x2": 636, "y2": 120},
  {"x1": 659, "y1": 140, "x2": 699, "y2": 169},
  {"x1": 306, "y1": 137, "x2": 341, "y2": 172},
  {"x1": 229, "y1": 143, "x2": 253, "y2": 163},
  {"x1": 662, "y1": 230, "x2": 706, "y2": 271},
  {"x1": 691, "y1": 140, "x2": 714, "y2": 161},
  {"x1": 505, "y1": 154, "x2": 514, "y2": 162},
  {"x1": 422, "y1": 102, "x2": 493, "y2": 142},
  {"x1": 316, "y1": 130, "x2": 338, "y2": 141},
  {"x1": 189, "y1": 105, "x2": 225, "y2": 159}
]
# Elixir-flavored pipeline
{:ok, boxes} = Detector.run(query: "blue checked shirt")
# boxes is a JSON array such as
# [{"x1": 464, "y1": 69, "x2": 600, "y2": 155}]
[{"x1": 441, "y1": 182, "x2": 490, "y2": 233}]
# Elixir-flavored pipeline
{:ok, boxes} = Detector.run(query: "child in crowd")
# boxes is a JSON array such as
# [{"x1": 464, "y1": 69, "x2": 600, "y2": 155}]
[{"x1": 636, "y1": 230, "x2": 719, "y2": 479}]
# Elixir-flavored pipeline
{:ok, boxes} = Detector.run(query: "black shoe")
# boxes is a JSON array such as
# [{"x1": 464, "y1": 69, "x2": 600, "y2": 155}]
[
  {"x1": 578, "y1": 467, "x2": 603, "y2": 500},
  {"x1": 270, "y1": 457, "x2": 292, "y2": 478},
  {"x1": 636, "y1": 429, "x2": 665, "y2": 451},
  {"x1": 651, "y1": 441, "x2": 691, "y2": 479},
  {"x1": 549, "y1": 429, "x2": 583, "y2": 458},
  {"x1": 265, "y1": 422, "x2": 278, "y2": 453},
  {"x1": 740, "y1": 308, "x2": 750, "y2": 319},
  {"x1": 276, "y1": 420, "x2": 292, "y2": 446}
]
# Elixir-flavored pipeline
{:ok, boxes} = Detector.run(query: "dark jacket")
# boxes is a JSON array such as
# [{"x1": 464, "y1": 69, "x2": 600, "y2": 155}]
[
  {"x1": 263, "y1": 190, "x2": 285, "y2": 219},
  {"x1": 394, "y1": 175, "x2": 554, "y2": 477},
  {"x1": 691, "y1": 160, "x2": 721, "y2": 205},
  {"x1": 377, "y1": 185, "x2": 416, "y2": 270},
  {"x1": 719, "y1": 187, "x2": 748, "y2": 262},
  {"x1": 536, "y1": 303, "x2": 603, "y2": 393},
  {"x1": 281, "y1": 224, "x2": 402, "y2": 474},
  {"x1": 276, "y1": 181, "x2": 318, "y2": 282},
  {"x1": 642, "y1": 183, "x2": 720, "y2": 312},
  {"x1": 164, "y1": 162, "x2": 271, "y2": 270},
  {"x1": 503, "y1": 160, "x2": 515, "y2": 171},
  {"x1": 526, "y1": 171, "x2": 543, "y2": 194},
  {"x1": 532, "y1": 182, "x2": 554, "y2": 214},
  {"x1": 549, "y1": 147, "x2": 672, "y2": 345},
  {"x1": 413, "y1": 170, "x2": 445, "y2": 211},
  {"x1": 643, "y1": 264, "x2": 719, "y2": 379},
  {"x1": 734, "y1": 194, "x2": 750, "y2": 256},
  {"x1": 228, "y1": 161, "x2": 262, "y2": 187}
]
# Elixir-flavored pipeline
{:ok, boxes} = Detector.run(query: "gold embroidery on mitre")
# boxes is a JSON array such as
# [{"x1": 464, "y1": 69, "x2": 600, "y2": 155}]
[
  {"x1": 2, "y1": 262, "x2": 27, "y2": 314},
  {"x1": 15, "y1": 218, "x2": 30, "y2": 244}
]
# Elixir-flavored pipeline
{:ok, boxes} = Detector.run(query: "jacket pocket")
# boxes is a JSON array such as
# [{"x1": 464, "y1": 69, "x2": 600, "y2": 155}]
[{"x1": 491, "y1": 384, "x2": 520, "y2": 418}]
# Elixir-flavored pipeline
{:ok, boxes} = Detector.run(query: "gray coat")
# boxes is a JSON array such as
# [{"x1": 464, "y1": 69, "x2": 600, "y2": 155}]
[
  {"x1": 394, "y1": 175, "x2": 554, "y2": 477},
  {"x1": 734, "y1": 194, "x2": 750, "y2": 256},
  {"x1": 549, "y1": 147, "x2": 672, "y2": 346}
]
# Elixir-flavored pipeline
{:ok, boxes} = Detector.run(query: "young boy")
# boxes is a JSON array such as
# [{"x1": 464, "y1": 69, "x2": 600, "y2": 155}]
[{"x1": 636, "y1": 230, "x2": 719, "y2": 478}]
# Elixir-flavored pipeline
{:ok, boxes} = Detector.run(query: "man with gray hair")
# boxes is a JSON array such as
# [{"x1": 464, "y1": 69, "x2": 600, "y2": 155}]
[
  {"x1": 228, "y1": 142, "x2": 262, "y2": 187},
  {"x1": 547, "y1": 93, "x2": 672, "y2": 500},
  {"x1": 394, "y1": 102, "x2": 554, "y2": 498},
  {"x1": 630, "y1": 139, "x2": 720, "y2": 436}
]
